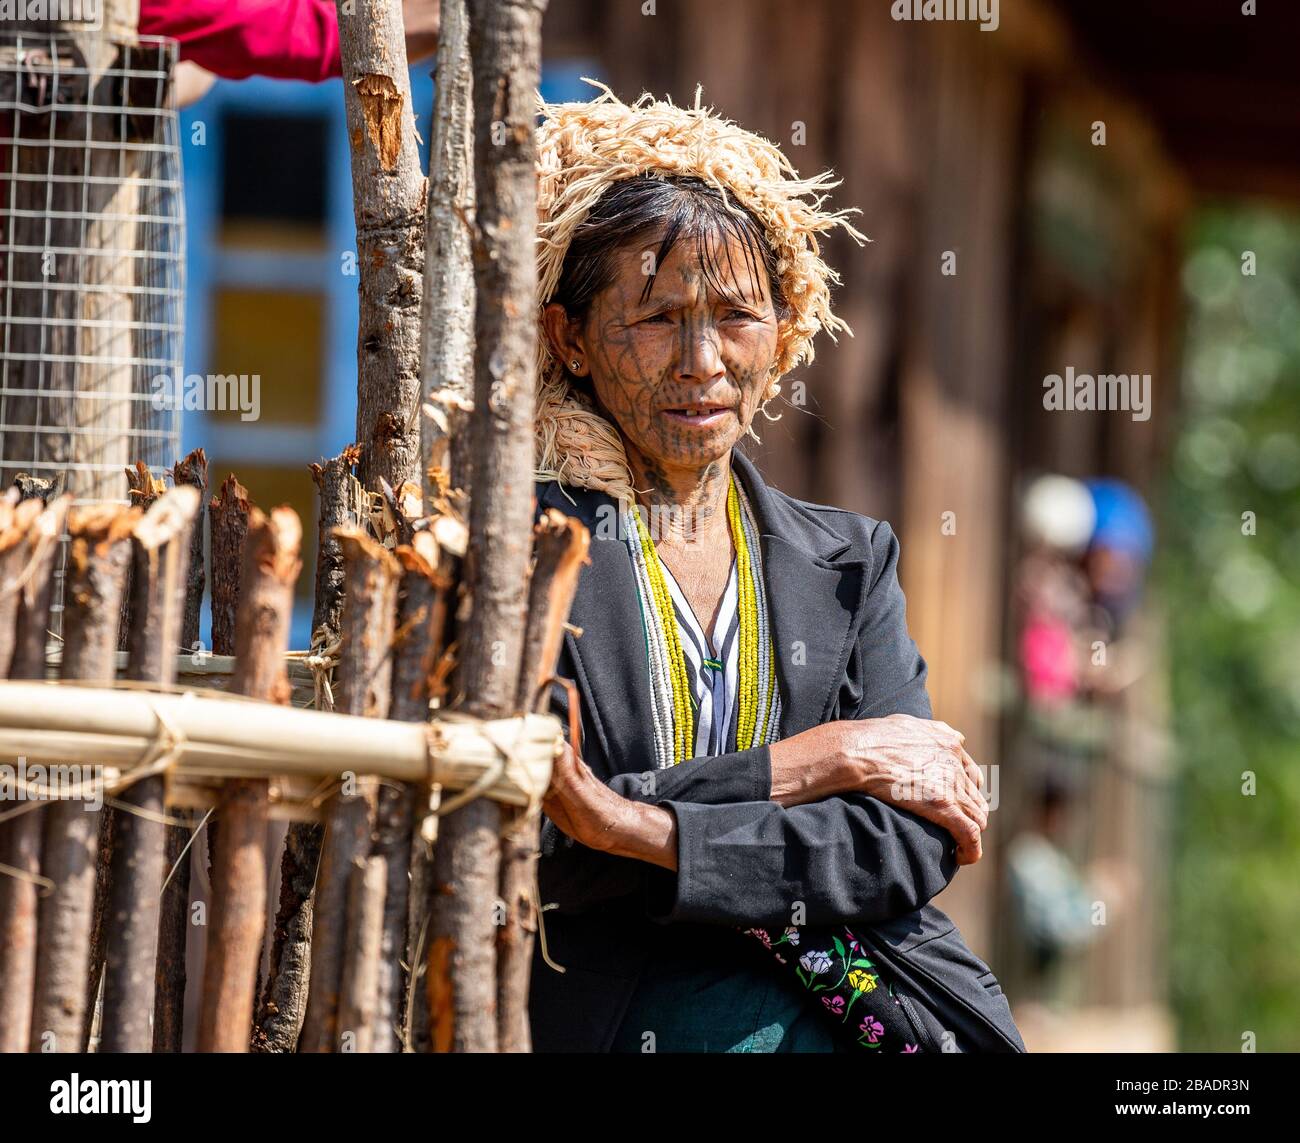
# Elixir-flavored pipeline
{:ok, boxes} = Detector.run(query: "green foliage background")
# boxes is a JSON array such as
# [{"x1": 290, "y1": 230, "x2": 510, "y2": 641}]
[{"x1": 1160, "y1": 207, "x2": 1300, "y2": 1051}]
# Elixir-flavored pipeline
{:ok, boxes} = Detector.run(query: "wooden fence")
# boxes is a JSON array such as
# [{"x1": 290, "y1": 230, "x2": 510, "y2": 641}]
[{"x1": 0, "y1": 448, "x2": 586, "y2": 1053}]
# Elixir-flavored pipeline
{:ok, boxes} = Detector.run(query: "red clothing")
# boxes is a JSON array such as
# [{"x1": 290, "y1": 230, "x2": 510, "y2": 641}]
[{"x1": 139, "y1": 0, "x2": 342, "y2": 83}]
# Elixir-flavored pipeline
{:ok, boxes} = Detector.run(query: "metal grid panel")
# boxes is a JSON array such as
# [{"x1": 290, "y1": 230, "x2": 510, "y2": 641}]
[{"x1": 0, "y1": 29, "x2": 183, "y2": 507}]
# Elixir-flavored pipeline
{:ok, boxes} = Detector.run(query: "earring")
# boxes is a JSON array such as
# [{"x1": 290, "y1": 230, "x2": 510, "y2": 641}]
[{"x1": 570, "y1": 359, "x2": 581, "y2": 372}]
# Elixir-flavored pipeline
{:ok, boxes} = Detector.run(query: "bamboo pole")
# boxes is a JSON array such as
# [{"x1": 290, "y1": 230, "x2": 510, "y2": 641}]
[
  {"x1": 335, "y1": 0, "x2": 427, "y2": 494},
  {"x1": 421, "y1": 0, "x2": 476, "y2": 498},
  {"x1": 497, "y1": 509, "x2": 589, "y2": 1050},
  {"x1": 0, "y1": 495, "x2": 69, "y2": 1053},
  {"x1": 428, "y1": 0, "x2": 548, "y2": 1055},
  {"x1": 0, "y1": 684, "x2": 558, "y2": 797},
  {"x1": 30, "y1": 504, "x2": 139, "y2": 1052},
  {"x1": 98, "y1": 487, "x2": 199, "y2": 1053},
  {"x1": 196, "y1": 507, "x2": 301, "y2": 1052},
  {"x1": 300, "y1": 528, "x2": 399, "y2": 1052}
]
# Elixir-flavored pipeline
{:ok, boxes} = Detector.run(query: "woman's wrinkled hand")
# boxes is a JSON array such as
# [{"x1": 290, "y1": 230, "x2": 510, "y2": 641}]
[
  {"x1": 542, "y1": 741, "x2": 636, "y2": 854},
  {"x1": 840, "y1": 714, "x2": 988, "y2": 865}
]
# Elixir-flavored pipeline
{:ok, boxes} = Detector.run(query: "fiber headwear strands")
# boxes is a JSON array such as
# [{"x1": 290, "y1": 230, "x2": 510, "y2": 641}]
[{"x1": 533, "y1": 79, "x2": 868, "y2": 505}]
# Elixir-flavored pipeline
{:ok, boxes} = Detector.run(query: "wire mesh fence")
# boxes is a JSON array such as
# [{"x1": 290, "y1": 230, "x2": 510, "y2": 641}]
[{"x1": 0, "y1": 27, "x2": 183, "y2": 506}]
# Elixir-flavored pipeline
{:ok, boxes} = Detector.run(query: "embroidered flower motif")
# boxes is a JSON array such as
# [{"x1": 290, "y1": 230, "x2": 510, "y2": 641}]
[
  {"x1": 846, "y1": 968, "x2": 879, "y2": 995},
  {"x1": 822, "y1": 995, "x2": 846, "y2": 1016},
  {"x1": 783, "y1": 926, "x2": 801, "y2": 946},
  {"x1": 903, "y1": 1044, "x2": 919, "y2": 1053},
  {"x1": 800, "y1": 949, "x2": 833, "y2": 975},
  {"x1": 743, "y1": 927, "x2": 772, "y2": 948},
  {"x1": 859, "y1": 1015, "x2": 884, "y2": 1044}
]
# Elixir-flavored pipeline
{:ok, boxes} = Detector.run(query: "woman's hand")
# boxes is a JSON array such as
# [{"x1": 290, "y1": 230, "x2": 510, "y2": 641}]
[
  {"x1": 543, "y1": 742, "x2": 678, "y2": 871},
  {"x1": 769, "y1": 716, "x2": 989, "y2": 866}
]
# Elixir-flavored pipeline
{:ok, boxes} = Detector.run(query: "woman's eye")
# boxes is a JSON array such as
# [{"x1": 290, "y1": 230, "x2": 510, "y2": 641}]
[
  {"x1": 640, "y1": 312, "x2": 672, "y2": 325},
  {"x1": 724, "y1": 308, "x2": 755, "y2": 321}
]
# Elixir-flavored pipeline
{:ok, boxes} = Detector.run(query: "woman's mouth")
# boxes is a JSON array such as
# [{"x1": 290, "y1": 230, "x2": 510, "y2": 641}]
[{"x1": 661, "y1": 405, "x2": 732, "y2": 428}]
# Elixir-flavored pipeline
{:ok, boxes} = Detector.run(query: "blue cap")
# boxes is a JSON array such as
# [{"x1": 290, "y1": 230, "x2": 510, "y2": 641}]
[{"x1": 1085, "y1": 478, "x2": 1153, "y2": 562}]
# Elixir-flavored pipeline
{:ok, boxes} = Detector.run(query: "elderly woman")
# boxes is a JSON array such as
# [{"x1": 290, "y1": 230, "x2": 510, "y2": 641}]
[{"x1": 529, "y1": 84, "x2": 1025, "y2": 1054}]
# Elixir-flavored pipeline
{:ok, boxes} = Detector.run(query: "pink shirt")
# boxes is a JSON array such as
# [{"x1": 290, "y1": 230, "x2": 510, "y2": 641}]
[{"x1": 139, "y1": 0, "x2": 343, "y2": 83}]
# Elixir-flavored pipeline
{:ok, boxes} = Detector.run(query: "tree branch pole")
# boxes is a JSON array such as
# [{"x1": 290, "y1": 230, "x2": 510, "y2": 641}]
[
  {"x1": 299, "y1": 528, "x2": 400, "y2": 1052},
  {"x1": 389, "y1": 531, "x2": 459, "y2": 1051},
  {"x1": 98, "y1": 487, "x2": 200, "y2": 1053},
  {"x1": 208, "y1": 474, "x2": 251, "y2": 659},
  {"x1": 251, "y1": 447, "x2": 362, "y2": 1052},
  {"x1": 196, "y1": 507, "x2": 301, "y2": 1052},
  {"x1": 171, "y1": 448, "x2": 209, "y2": 653},
  {"x1": 154, "y1": 451, "x2": 208, "y2": 1051},
  {"x1": 428, "y1": 0, "x2": 548, "y2": 1055},
  {"x1": 0, "y1": 498, "x2": 42, "y2": 676},
  {"x1": 335, "y1": 0, "x2": 427, "y2": 494},
  {"x1": 421, "y1": 0, "x2": 476, "y2": 498},
  {"x1": 498, "y1": 510, "x2": 589, "y2": 1050},
  {"x1": 82, "y1": 464, "x2": 168, "y2": 1050},
  {"x1": 0, "y1": 495, "x2": 69, "y2": 1053},
  {"x1": 30, "y1": 504, "x2": 140, "y2": 1052}
]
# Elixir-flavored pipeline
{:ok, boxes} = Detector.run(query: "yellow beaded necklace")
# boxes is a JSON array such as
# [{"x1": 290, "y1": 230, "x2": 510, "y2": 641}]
[{"x1": 629, "y1": 470, "x2": 779, "y2": 767}]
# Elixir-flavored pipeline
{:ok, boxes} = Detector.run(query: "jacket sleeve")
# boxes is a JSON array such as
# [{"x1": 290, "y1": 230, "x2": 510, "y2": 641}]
[
  {"x1": 139, "y1": 0, "x2": 342, "y2": 82},
  {"x1": 536, "y1": 677, "x2": 775, "y2": 913},
  {"x1": 540, "y1": 520, "x2": 959, "y2": 925},
  {"x1": 643, "y1": 521, "x2": 958, "y2": 928}
]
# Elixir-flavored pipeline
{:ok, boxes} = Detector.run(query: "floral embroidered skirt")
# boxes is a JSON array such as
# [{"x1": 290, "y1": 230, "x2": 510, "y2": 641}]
[
  {"x1": 738, "y1": 924, "x2": 934, "y2": 1052},
  {"x1": 608, "y1": 922, "x2": 931, "y2": 1053}
]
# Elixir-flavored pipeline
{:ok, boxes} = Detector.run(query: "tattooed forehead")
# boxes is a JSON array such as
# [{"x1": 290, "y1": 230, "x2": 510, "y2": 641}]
[{"x1": 602, "y1": 228, "x2": 773, "y2": 312}]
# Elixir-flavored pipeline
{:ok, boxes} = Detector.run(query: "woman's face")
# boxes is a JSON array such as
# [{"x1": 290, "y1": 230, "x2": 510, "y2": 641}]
[{"x1": 547, "y1": 229, "x2": 781, "y2": 480}]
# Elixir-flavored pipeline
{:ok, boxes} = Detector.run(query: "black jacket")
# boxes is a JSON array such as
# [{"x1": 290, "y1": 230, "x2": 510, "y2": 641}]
[{"x1": 529, "y1": 448, "x2": 1026, "y2": 1053}]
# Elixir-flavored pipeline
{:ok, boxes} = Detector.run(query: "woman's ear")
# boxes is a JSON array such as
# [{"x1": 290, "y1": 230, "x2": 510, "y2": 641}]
[{"x1": 541, "y1": 303, "x2": 585, "y2": 374}]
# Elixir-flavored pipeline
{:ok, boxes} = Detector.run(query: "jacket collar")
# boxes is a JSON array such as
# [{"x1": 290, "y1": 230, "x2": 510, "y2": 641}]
[{"x1": 538, "y1": 448, "x2": 870, "y2": 772}]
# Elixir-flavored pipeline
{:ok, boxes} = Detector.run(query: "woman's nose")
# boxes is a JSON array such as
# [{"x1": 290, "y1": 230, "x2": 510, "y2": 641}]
[{"x1": 675, "y1": 322, "x2": 726, "y2": 384}]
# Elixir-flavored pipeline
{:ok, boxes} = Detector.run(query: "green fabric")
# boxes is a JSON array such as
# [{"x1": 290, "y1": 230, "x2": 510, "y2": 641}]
[{"x1": 609, "y1": 956, "x2": 852, "y2": 1054}]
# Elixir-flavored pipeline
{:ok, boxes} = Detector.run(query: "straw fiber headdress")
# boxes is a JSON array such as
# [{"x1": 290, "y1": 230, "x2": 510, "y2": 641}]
[{"x1": 534, "y1": 79, "x2": 867, "y2": 505}]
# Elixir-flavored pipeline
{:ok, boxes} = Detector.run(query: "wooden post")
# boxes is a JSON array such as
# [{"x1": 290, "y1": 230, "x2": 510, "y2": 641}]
[
  {"x1": 299, "y1": 528, "x2": 400, "y2": 1052},
  {"x1": 308, "y1": 446, "x2": 363, "y2": 655},
  {"x1": 151, "y1": 450, "x2": 208, "y2": 1052},
  {"x1": 151, "y1": 819, "x2": 191, "y2": 1053},
  {"x1": 336, "y1": 856, "x2": 387, "y2": 1053},
  {"x1": 252, "y1": 448, "x2": 361, "y2": 1053},
  {"x1": 208, "y1": 474, "x2": 251, "y2": 658},
  {"x1": 421, "y1": 0, "x2": 477, "y2": 497},
  {"x1": 335, "y1": 0, "x2": 427, "y2": 494},
  {"x1": 0, "y1": 500, "x2": 44, "y2": 675},
  {"x1": 97, "y1": 487, "x2": 199, "y2": 1053},
  {"x1": 196, "y1": 507, "x2": 301, "y2": 1052},
  {"x1": 30, "y1": 504, "x2": 139, "y2": 1052},
  {"x1": 0, "y1": 495, "x2": 69, "y2": 1053},
  {"x1": 82, "y1": 465, "x2": 167, "y2": 1049},
  {"x1": 392, "y1": 530, "x2": 461, "y2": 1052},
  {"x1": 497, "y1": 510, "x2": 589, "y2": 1050},
  {"x1": 171, "y1": 448, "x2": 209, "y2": 653},
  {"x1": 428, "y1": 0, "x2": 547, "y2": 1055}
]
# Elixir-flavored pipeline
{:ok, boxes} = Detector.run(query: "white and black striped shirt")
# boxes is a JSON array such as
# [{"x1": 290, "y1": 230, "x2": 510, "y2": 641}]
[{"x1": 656, "y1": 553, "x2": 741, "y2": 758}]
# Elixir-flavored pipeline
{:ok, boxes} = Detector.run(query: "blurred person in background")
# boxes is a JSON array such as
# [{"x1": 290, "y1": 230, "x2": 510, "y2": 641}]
[{"x1": 139, "y1": 0, "x2": 441, "y2": 105}]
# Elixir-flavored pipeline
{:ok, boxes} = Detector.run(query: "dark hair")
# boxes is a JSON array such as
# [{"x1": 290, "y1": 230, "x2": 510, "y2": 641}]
[{"x1": 550, "y1": 174, "x2": 789, "y2": 328}]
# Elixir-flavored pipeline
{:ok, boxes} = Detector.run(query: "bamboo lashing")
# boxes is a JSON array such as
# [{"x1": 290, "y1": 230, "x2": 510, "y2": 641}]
[{"x1": 0, "y1": 681, "x2": 558, "y2": 810}]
